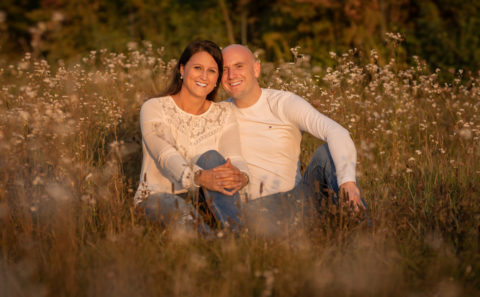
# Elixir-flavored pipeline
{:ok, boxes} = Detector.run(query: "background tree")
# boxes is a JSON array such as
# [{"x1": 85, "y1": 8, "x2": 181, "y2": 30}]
[{"x1": 0, "y1": 0, "x2": 478, "y2": 71}]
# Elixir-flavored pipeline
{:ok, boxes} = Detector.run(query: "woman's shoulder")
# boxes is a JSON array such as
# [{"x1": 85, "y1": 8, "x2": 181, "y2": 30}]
[
  {"x1": 142, "y1": 95, "x2": 172, "y2": 107},
  {"x1": 140, "y1": 96, "x2": 176, "y2": 121},
  {"x1": 140, "y1": 96, "x2": 176, "y2": 114}
]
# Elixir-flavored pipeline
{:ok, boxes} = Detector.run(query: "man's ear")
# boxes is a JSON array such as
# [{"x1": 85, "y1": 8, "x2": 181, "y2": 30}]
[{"x1": 254, "y1": 61, "x2": 261, "y2": 78}]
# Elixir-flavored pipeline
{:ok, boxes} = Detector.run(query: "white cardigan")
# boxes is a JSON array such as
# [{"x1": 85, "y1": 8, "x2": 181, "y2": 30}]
[{"x1": 135, "y1": 96, "x2": 248, "y2": 204}]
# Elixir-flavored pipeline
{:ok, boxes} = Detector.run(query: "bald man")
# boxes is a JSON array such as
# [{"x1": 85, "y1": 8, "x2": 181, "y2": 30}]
[{"x1": 221, "y1": 45, "x2": 365, "y2": 228}]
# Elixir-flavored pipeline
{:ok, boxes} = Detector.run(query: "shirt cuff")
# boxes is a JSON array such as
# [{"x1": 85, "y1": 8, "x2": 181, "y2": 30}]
[
  {"x1": 337, "y1": 176, "x2": 356, "y2": 187},
  {"x1": 180, "y1": 164, "x2": 203, "y2": 189}
]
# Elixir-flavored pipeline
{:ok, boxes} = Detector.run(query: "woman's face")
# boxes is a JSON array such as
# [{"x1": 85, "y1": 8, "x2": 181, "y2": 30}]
[{"x1": 180, "y1": 51, "x2": 219, "y2": 100}]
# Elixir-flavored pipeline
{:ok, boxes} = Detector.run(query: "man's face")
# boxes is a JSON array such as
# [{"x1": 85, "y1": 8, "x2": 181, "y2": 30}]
[{"x1": 222, "y1": 46, "x2": 260, "y2": 100}]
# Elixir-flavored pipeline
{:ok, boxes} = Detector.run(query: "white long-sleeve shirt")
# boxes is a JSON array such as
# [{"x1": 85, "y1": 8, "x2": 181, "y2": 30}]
[
  {"x1": 135, "y1": 96, "x2": 248, "y2": 204},
  {"x1": 227, "y1": 88, "x2": 357, "y2": 199}
]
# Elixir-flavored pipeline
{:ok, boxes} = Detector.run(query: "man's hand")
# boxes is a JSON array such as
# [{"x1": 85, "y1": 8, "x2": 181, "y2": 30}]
[
  {"x1": 339, "y1": 181, "x2": 365, "y2": 211},
  {"x1": 195, "y1": 159, "x2": 248, "y2": 196},
  {"x1": 212, "y1": 159, "x2": 248, "y2": 194}
]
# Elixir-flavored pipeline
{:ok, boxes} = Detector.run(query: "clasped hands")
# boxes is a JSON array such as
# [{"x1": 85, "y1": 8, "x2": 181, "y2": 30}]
[{"x1": 194, "y1": 159, "x2": 248, "y2": 196}]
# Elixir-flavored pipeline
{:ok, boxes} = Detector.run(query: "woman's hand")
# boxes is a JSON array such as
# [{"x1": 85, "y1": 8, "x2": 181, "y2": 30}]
[{"x1": 195, "y1": 159, "x2": 248, "y2": 195}]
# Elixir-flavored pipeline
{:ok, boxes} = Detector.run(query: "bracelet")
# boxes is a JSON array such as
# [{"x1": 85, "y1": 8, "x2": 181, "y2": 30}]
[
  {"x1": 193, "y1": 169, "x2": 203, "y2": 187},
  {"x1": 242, "y1": 172, "x2": 249, "y2": 185}
]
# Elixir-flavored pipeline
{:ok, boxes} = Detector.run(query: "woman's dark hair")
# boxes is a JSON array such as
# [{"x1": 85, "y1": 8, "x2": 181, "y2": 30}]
[{"x1": 160, "y1": 40, "x2": 223, "y2": 101}]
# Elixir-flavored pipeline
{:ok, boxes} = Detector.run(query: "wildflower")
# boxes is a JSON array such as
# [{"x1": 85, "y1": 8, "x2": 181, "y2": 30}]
[
  {"x1": 46, "y1": 183, "x2": 70, "y2": 201},
  {"x1": 290, "y1": 46, "x2": 301, "y2": 59},
  {"x1": 415, "y1": 150, "x2": 422, "y2": 155},
  {"x1": 32, "y1": 176, "x2": 43, "y2": 185},
  {"x1": 25, "y1": 87, "x2": 37, "y2": 98},
  {"x1": 81, "y1": 195, "x2": 96, "y2": 205},
  {"x1": 385, "y1": 32, "x2": 404, "y2": 43},
  {"x1": 19, "y1": 110, "x2": 30, "y2": 121},
  {"x1": 18, "y1": 61, "x2": 30, "y2": 70},
  {"x1": 459, "y1": 128, "x2": 472, "y2": 140},
  {"x1": 52, "y1": 11, "x2": 64, "y2": 22},
  {"x1": 406, "y1": 168, "x2": 413, "y2": 173}
]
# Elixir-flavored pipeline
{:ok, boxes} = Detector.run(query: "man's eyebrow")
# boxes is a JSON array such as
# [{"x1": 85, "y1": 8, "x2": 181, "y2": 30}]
[{"x1": 224, "y1": 62, "x2": 244, "y2": 68}]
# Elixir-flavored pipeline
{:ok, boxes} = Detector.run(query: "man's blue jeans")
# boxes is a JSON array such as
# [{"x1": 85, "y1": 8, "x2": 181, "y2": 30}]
[
  {"x1": 141, "y1": 150, "x2": 242, "y2": 231},
  {"x1": 244, "y1": 144, "x2": 363, "y2": 235}
]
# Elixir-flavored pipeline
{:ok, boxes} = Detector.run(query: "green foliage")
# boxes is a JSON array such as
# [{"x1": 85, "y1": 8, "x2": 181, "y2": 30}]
[
  {"x1": 404, "y1": 0, "x2": 480, "y2": 71},
  {"x1": 0, "y1": 0, "x2": 231, "y2": 63},
  {"x1": 1, "y1": 0, "x2": 479, "y2": 70}
]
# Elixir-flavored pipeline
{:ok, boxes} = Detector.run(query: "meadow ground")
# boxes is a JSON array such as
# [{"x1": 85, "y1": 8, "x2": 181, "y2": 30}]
[{"x1": 0, "y1": 41, "x2": 479, "y2": 297}]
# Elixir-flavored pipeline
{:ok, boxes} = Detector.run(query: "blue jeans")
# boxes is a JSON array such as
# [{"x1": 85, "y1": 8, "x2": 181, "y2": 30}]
[
  {"x1": 244, "y1": 144, "x2": 364, "y2": 235},
  {"x1": 141, "y1": 150, "x2": 242, "y2": 231}
]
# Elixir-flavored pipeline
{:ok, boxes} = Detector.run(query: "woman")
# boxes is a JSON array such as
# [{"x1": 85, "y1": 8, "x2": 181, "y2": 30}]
[{"x1": 135, "y1": 40, "x2": 249, "y2": 231}]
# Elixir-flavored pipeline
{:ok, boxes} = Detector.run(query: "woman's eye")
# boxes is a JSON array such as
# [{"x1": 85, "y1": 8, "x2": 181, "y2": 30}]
[
  {"x1": 208, "y1": 69, "x2": 217, "y2": 73},
  {"x1": 194, "y1": 66, "x2": 202, "y2": 70}
]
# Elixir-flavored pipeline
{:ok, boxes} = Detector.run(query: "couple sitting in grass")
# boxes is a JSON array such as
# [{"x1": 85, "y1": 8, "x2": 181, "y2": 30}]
[{"x1": 135, "y1": 40, "x2": 365, "y2": 235}]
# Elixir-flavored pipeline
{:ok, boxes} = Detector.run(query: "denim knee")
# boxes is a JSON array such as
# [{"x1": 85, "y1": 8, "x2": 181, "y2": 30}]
[
  {"x1": 312, "y1": 144, "x2": 332, "y2": 164},
  {"x1": 196, "y1": 150, "x2": 226, "y2": 169}
]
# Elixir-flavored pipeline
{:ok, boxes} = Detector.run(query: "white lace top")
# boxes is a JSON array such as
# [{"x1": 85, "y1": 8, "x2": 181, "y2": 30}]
[{"x1": 135, "y1": 96, "x2": 248, "y2": 203}]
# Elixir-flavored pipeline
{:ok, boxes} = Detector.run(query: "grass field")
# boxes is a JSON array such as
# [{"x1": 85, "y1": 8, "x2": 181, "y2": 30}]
[{"x1": 1, "y1": 42, "x2": 479, "y2": 297}]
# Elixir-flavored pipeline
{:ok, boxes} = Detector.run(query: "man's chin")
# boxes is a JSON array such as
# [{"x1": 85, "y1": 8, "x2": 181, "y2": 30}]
[
  {"x1": 227, "y1": 89, "x2": 243, "y2": 98},
  {"x1": 225, "y1": 90, "x2": 237, "y2": 98}
]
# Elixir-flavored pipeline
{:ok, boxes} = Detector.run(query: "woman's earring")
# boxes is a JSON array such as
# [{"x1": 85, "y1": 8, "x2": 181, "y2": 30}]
[{"x1": 180, "y1": 75, "x2": 183, "y2": 80}]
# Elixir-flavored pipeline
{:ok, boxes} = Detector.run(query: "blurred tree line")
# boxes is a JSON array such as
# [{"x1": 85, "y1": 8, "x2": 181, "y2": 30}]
[{"x1": 0, "y1": 0, "x2": 479, "y2": 71}]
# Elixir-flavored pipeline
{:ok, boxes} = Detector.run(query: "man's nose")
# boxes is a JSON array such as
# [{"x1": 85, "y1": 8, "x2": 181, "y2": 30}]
[{"x1": 227, "y1": 69, "x2": 235, "y2": 79}]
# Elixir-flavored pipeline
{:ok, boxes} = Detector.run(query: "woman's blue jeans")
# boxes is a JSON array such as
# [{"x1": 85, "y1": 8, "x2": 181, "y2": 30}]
[{"x1": 140, "y1": 150, "x2": 242, "y2": 232}]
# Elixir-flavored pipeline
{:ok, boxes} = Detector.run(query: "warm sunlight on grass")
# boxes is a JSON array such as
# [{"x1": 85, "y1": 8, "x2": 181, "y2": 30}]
[{"x1": 1, "y1": 40, "x2": 479, "y2": 296}]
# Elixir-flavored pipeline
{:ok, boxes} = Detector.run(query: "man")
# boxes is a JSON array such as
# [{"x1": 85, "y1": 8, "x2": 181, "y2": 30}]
[{"x1": 220, "y1": 44, "x2": 364, "y2": 229}]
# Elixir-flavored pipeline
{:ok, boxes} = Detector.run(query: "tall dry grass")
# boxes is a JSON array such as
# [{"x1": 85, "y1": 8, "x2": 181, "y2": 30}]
[{"x1": 0, "y1": 39, "x2": 479, "y2": 297}]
